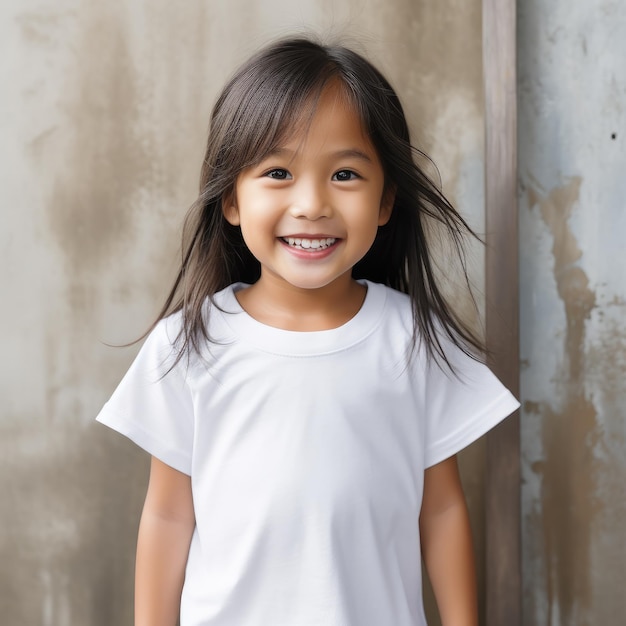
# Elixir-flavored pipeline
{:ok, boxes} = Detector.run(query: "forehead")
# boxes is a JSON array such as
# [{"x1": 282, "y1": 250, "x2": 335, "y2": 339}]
[{"x1": 271, "y1": 83, "x2": 375, "y2": 158}]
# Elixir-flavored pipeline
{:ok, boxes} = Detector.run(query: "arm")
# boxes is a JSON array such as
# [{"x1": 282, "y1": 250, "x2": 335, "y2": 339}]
[
  {"x1": 135, "y1": 456, "x2": 196, "y2": 626},
  {"x1": 419, "y1": 455, "x2": 477, "y2": 626}
]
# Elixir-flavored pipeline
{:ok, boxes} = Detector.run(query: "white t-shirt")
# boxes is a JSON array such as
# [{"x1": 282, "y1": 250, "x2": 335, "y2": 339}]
[{"x1": 96, "y1": 280, "x2": 519, "y2": 626}]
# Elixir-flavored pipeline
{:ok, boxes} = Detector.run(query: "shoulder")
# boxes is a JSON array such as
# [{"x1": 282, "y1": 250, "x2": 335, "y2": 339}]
[
  {"x1": 150, "y1": 283, "x2": 240, "y2": 351},
  {"x1": 129, "y1": 311, "x2": 186, "y2": 380},
  {"x1": 157, "y1": 309, "x2": 184, "y2": 345},
  {"x1": 362, "y1": 281, "x2": 416, "y2": 361},
  {"x1": 365, "y1": 281, "x2": 412, "y2": 326},
  {"x1": 379, "y1": 283, "x2": 412, "y2": 314},
  {"x1": 150, "y1": 284, "x2": 243, "y2": 377},
  {"x1": 367, "y1": 281, "x2": 486, "y2": 373}
]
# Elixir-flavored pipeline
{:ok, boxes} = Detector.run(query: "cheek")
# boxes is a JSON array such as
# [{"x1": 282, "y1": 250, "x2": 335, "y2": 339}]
[
  {"x1": 346, "y1": 217, "x2": 381, "y2": 257},
  {"x1": 238, "y1": 185, "x2": 282, "y2": 218},
  {"x1": 348, "y1": 197, "x2": 387, "y2": 230},
  {"x1": 238, "y1": 209, "x2": 280, "y2": 251}
]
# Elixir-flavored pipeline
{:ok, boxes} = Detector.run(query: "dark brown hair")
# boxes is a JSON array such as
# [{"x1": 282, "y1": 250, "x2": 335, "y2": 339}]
[{"x1": 154, "y1": 36, "x2": 483, "y2": 369}]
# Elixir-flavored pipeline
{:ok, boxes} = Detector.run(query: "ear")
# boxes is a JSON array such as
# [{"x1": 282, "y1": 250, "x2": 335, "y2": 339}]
[
  {"x1": 378, "y1": 185, "x2": 395, "y2": 226},
  {"x1": 222, "y1": 189, "x2": 240, "y2": 226}
]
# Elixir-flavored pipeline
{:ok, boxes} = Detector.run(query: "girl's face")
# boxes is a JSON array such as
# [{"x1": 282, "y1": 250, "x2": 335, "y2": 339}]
[{"x1": 223, "y1": 83, "x2": 392, "y2": 298}]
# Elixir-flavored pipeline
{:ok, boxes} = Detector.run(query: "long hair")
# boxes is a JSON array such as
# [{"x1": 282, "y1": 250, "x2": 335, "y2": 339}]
[{"x1": 153, "y1": 36, "x2": 484, "y2": 369}]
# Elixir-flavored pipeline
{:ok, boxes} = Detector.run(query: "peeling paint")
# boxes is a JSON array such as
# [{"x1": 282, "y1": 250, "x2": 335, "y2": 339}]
[
  {"x1": 519, "y1": 0, "x2": 626, "y2": 621},
  {"x1": 526, "y1": 178, "x2": 601, "y2": 624}
]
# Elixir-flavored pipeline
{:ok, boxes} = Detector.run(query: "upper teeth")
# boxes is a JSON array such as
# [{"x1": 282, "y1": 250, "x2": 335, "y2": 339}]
[{"x1": 284, "y1": 237, "x2": 336, "y2": 249}]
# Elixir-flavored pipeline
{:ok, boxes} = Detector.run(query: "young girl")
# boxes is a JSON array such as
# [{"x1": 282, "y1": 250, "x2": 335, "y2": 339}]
[{"x1": 97, "y1": 37, "x2": 519, "y2": 626}]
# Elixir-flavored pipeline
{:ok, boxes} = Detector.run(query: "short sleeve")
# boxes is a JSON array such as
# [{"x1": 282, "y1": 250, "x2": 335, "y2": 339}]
[
  {"x1": 96, "y1": 316, "x2": 194, "y2": 475},
  {"x1": 422, "y1": 340, "x2": 520, "y2": 468}
]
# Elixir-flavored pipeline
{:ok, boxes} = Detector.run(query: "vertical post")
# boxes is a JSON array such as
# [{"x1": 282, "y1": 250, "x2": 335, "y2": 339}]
[{"x1": 483, "y1": 0, "x2": 521, "y2": 625}]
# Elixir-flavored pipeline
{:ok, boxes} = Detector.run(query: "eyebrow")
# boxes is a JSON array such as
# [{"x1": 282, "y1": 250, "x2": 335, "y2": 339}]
[
  {"x1": 265, "y1": 147, "x2": 374, "y2": 163},
  {"x1": 334, "y1": 149, "x2": 374, "y2": 163}
]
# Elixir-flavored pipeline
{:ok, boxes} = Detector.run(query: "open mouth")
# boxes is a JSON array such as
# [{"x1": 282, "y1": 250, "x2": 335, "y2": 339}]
[{"x1": 281, "y1": 237, "x2": 337, "y2": 250}]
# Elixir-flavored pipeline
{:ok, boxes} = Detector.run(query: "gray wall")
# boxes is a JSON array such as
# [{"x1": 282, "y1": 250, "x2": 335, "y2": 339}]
[
  {"x1": 519, "y1": 0, "x2": 626, "y2": 624},
  {"x1": 1, "y1": 1, "x2": 485, "y2": 624}
]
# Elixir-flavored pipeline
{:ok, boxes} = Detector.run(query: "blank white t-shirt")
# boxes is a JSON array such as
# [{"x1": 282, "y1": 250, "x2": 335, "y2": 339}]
[{"x1": 96, "y1": 280, "x2": 519, "y2": 625}]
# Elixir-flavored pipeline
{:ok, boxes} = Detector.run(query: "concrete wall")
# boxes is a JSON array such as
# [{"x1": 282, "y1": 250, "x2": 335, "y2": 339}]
[
  {"x1": 1, "y1": 1, "x2": 485, "y2": 624},
  {"x1": 519, "y1": 1, "x2": 626, "y2": 624}
]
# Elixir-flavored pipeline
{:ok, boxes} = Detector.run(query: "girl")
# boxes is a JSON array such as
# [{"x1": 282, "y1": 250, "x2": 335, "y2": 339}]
[{"x1": 97, "y1": 37, "x2": 519, "y2": 626}]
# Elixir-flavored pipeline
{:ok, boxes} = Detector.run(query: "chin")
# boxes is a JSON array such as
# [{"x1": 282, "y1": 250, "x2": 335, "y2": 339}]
[{"x1": 283, "y1": 276, "x2": 342, "y2": 291}]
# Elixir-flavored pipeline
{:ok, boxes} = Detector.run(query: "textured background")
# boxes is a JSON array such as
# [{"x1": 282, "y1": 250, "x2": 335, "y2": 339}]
[
  {"x1": 1, "y1": 0, "x2": 623, "y2": 625},
  {"x1": 519, "y1": 0, "x2": 626, "y2": 623},
  {"x1": 1, "y1": 2, "x2": 485, "y2": 624}
]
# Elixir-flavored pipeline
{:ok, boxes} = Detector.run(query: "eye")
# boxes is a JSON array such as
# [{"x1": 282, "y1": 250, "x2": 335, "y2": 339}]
[
  {"x1": 333, "y1": 170, "x2": 360, "y2": 182},
  {"x1": 264, "y1": 168, "x2": 291, "y2": 180}
]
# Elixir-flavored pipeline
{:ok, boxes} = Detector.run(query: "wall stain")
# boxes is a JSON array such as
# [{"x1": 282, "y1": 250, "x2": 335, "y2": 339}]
[
  {"x1": 9, "y1": 4, "x2": 203, "y2": 624},
  {"x1": 44, "y1": 10, "x2": 148, "y2": 278},
  {"x1": 0, "y1": 421, "x2": 147, "y2": 624},
  {"x1": 9, "y1": 3, "x2": 490, "y2": 625},
  {"x1": 527, "y1": 177, "x2": 600, "y2": 625},
  {"x1": 584, "y1": 318, "x2": 626, "y2": 621},
  {"x1": 16, "y1": 8, "x2": 75, "y2": 45}
]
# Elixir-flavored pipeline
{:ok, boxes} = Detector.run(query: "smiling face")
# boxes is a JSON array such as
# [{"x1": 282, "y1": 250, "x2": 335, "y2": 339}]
[{"x1": 223, "y1": 83, "x2": 393, "y2": 303}]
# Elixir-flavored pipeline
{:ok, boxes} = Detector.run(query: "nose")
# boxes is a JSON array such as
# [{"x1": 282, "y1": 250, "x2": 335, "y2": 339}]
[{"x1": 289, "y1": 178, "x2": 332, "y2": 220}]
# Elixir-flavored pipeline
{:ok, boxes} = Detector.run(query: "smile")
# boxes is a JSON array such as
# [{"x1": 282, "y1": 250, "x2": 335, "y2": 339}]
[{"x1": 281, "y1": 237, "x2": 337, "y2": 250}]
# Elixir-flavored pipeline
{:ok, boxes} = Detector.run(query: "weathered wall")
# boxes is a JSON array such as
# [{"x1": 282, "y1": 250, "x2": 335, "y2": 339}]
[
  {"x1": 519, "y1": 0, "x2": 626, "y2": 624},
  {"x1": 0, "y1": 1, "x2": 484, "y2": 624}
]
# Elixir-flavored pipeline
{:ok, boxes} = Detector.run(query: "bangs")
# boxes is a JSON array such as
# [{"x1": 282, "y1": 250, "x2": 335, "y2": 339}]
[
  {"x1": 254, "y1": 79, "x2": 363, "y2": 167},
  {"x1": 209, "y1": 42, "x2": 365, "y2": 180}
]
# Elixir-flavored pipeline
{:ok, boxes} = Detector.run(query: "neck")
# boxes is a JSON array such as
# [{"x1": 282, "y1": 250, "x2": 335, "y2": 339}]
[{"x1": 235, "y1": 274, "x2": 366, "y2": 331}]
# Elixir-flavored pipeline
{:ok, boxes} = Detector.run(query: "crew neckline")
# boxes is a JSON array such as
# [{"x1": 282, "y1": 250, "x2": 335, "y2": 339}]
[{"x1": 216, "y1": 280, "x2": 387, "y2": 356}]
